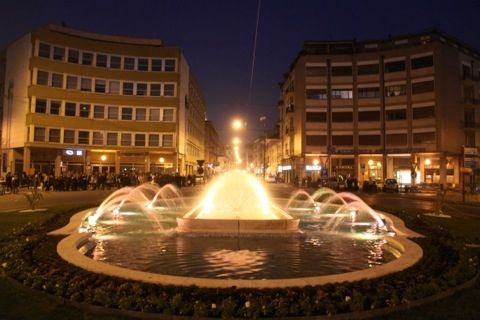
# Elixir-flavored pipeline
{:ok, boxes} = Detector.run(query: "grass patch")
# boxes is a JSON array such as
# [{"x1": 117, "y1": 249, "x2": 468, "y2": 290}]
[{"x1": 422, "y1": 216, "x2": 480, "y2": 244}]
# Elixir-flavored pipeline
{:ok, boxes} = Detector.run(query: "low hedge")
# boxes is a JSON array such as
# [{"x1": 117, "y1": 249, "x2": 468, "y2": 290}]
[{"x1": 0, "y1": 209, "x2": 478, "y2": 318}]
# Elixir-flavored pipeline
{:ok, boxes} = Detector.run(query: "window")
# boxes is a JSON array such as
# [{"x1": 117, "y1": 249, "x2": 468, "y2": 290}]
[
  {"x1": 48, "y1": 128, "x2": 61, "y2": 143},
  {"x1": 65, "y1": 102, "x2": 76, "y2": 116},
  {"x1": 387, "y1": 133, "x2": 407, "y2": 146},
  {"x1": 108, "y1": 106, "x2": 118, "y2": 120},
  {"x1": 163, "y1": 84, "x2": 175, "y2": 96},
  {"x1": 80, "y1": 78, "x2": 92, "y2": 91},
  {"x1": 50, "y1": 101, "x2": 61, "y2": 115},
  {"x1": 109, "y1": 56, "x2": 121, "y2": 69},
  {"x1": 66, "y1": 75, "x2": 78, "y2": 89},
  {"x1": 51, "y1": 73, "x2": 63, "y2": 88},
  {"x1": 150, "y1": 84, "x2": 161, "y2": 96},
  {"x1": 385, "y1": 84, "x2": 406, "y2": 97},
  {"x1": 108, "y1": 81, "x2": 120, "y2": 94},
  {"x1": 53, "y1": 46, "x2": 65, "y2": 61},
  {"x1": 386, "y1": 109, "x2": 406, "y2": 121},
  {"x1": 63, "y1": 130, "x2": 75, "y2": 144},
  {"x1": 332, "y1": 112, "x2": 353, "y2": 122},
  {"x1": 68, "y1": 49, "x2": 79, "y2": 63},
  {"x1": 38, "y1": 43, "x2": 50, "y2": 58},
  {"x1": 37, "y1": 70, "x2": 49, "y2": 85},
  {"x1": 162, "y1": 134, "x2": 174, "y2": 147},
  {"x1": 331, "y1": 89, "x2": 353, "y2": 99},
  {"x1": 121, "y1": 107, "x2": 133, "y2": 120},
  {"x1": 413, "y1": 132, "x2": 435, "y2": 144},
  {"x1": 93, "y1": 105, "x2": 104, "y2": 119},
  {"x1": 81, "y1": 52, "x2": 93, "y2": 65},
  {"x1": 163, "y1": 109, "x2": 174, "y2": 121},
  {"x1": 164, "y1": 59, "x2": 176, "y2": 71},
  {"x1": 136, "y1": 108, "x2": 146, "y2": 120},
  {"x1": 35, "y1": 99, "x2": 47, "y2": 113},
  {"x1": 135, "y1": 133, "x2": 146, "y2": 146},
  {"x1": 79, "y1": 104, "x2": 90, "y2": 118},
  {"x1": 305, "y1": 66, "x2": 327, "y2": 76},
  {"x1": 95, "y1": 79, "x2": 106, "y2": 93},
  {"x1": 148, "y1": 134, "x2": 159, "y2": 146},
  {"x1": 412, "y1": 80, "x2": 434, "y2": 94},
  {"x1": 306, "y1": 135, "x2": 327, "y2": 146},
  {"x1": 121, "y1": 133, "x2": 131, "y2": 146},
  {"x1": 34, "y1": 127, "x2": 46, "y2": 142},
  {"x1": 332, "y1": 135, "x2": 353, "y2": 146},
  {"x1": 358, "y1": 110, "x2": 380, "y2": 121},
  {"x1": 358, "y1": 87, "x2": 380, "y2": 98},
  {"x1": 78, "y1": 131, "x2": 90, "y2": 144},
  {"x1": 124, "y1": 57, "x2": 135, "y2": 70},
  {"x1": 306, "y1": 88, "x2": 327, "y2": 100},
  {"x1": 306, "y1": 112, "x2": 327, "y2": 122},
  {"x1": 413, "y1": 106, "x2": 435, "y2": 119},
  {"x1": 385, "y1": 60, "x2": 405, "y2": 73},
  {"x1": 123, "y1": 82, "x2": 134, "y2": 95},
  {"x1": 150, "y1": 108, "x2": 160, "y2": 121},
  {"x1": 152, "y1": 59, "x2": 162, "y2": 71},
  {"x1": 136, "y1": 83, "x2": 147, "y2": 96},
  {"x1": 96, "y1": 54, "x2": 107, "y2": 67},
  {"x1": 137, "y1": 58, "x2": 149, "y2": 71},
  {"x1": 331, "y1": 66, "x2": 352, "y2": 76},
  {"x1": 357, "y1": 64, "x2": 379, "y2": 75},
  {"x1": 107, "y1": 132, "x2": 118, "y2": 146},
  {"x1": 411, "y1": 55, "x2": 433, "y2": 69},
  {"x1": 92, "y1": 132, "x2": 103, "y2": 145},
  {"x1": 359, "y1": 135, "x2": 380, "y2": 145}
]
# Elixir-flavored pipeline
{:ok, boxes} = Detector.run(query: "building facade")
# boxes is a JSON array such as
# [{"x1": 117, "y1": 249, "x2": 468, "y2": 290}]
[
  {"x1": 204, "y1": 119, "x2": 221, "y2": 173},
  {"x1": 279, "y1": 30, "x2": 480, "y2": 189},
  {"x1": 1, "y1": 25, "x2": 205, "y2": 176}
]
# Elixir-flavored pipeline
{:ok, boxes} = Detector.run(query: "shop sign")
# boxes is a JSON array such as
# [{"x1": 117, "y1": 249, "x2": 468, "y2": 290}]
[
  {"x1": 64, "y1": 149, "x2": 84, "y2": 156},
  {"x1": 279, "y1": 165, "x2": 292, "y2": 171},
  {"x1": 306, "y1": 165, "x2": 322, "y2": 171}
]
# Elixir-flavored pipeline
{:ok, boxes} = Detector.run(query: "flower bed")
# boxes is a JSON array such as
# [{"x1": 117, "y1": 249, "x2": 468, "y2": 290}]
[{"x1": 0, "y1": 209, "x2": 478, "y2": 318}]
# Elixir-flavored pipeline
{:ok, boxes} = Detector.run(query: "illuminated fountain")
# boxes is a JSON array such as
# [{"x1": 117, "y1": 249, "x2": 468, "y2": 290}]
[
  {"x1": 54, "y1": 170, "x2": 423, "y2": 285},
  {"x1": 176, "y1": 171, "x2": 299, "y2": 234}
]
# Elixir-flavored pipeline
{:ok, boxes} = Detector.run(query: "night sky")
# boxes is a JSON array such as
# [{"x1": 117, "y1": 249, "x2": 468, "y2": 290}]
[{"x1": 1, "y1": 0, "x2": 480, "y2": 143}]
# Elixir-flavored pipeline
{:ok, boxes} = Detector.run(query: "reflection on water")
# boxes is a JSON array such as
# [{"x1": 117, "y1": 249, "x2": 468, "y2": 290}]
[{"x1": 89, "y1": 231, "x2": 393, "y2": 279}]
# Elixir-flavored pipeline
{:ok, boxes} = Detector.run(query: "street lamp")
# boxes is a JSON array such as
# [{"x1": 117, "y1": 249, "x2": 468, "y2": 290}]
[
  {"x1": 232, "y1": 119, "x2": 245, "y2": 130},
  {"x1": 232, "y1": 137, "x2": 241, "y2": 145},
  {"x1": 260, "y1": 115, "x2": 267, "y2": 180}
]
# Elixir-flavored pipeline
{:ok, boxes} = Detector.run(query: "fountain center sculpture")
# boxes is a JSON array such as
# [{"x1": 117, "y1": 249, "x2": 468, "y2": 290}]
[{"x1": 176, "y1": 171, "x2": 299, "y2": 234}]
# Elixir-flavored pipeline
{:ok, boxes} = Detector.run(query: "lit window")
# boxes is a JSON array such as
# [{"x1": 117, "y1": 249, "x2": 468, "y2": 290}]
[
  {"x1": 331, "y1": 89, "x2": 353, "y2": 99},
  {"x1": 306, "y1": 89, "x2": 327, "y2": 100},
  {"x1": 385, "y1": 84, "x2": 406, "y2": 97},
  {"x1": 79, "y1": 104, "x2": 90, "y2": 118}
]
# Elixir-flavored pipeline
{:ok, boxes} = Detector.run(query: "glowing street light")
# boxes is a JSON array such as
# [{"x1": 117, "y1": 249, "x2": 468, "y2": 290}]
[
  {"x1": 232, "y1": 137, "x2": 241, "y2": 145},
  {"x1": 100, "y1": 154, "x2": 107, "y2": 161},
  {"x1": 232, "y1": 119, "x2": 245, "y2": 130}
]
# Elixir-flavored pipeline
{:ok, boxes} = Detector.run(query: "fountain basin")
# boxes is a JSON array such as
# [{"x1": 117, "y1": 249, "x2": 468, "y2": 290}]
[{"x1": 176, "y1": 217, "x2": 300, "y2": 234}]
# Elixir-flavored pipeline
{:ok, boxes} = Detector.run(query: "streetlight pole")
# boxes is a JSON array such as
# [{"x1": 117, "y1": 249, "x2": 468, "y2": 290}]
[{"x1": 260, "y1": 116, "x2": 267, "y2": 180}]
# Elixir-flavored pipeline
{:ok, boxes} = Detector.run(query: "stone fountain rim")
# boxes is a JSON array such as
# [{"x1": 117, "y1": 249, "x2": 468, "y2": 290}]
[{"x1": 52, "y1": 207, "x2": 423, "y2": 289}]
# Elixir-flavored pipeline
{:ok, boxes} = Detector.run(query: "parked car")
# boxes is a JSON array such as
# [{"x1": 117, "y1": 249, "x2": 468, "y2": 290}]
[
  {"x1": 325, "y1": 176, "x2": 345, "y2": 190},
  {"x1": 383, "y1": 178, "x2": 399, "y2": 192},
  {"x1": 345, "y1": 177, "x2": 359, "y2": 191},
  {"x1": 362, "y1": 179, "x2": 378, "y2": 192}
]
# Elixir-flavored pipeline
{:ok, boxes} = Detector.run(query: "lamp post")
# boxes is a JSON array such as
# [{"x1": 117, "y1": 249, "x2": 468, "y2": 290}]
[{"x1": 260, "y1": 116, "x2": 267, "y2": 180}]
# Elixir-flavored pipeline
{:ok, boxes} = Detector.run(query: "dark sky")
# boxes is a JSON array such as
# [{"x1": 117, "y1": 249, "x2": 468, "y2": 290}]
[{"x1": 1, "y1": 0, "x2": 479, "y2": 143}]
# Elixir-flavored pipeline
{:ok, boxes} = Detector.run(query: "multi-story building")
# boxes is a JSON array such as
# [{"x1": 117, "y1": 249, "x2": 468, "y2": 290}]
[
  {"x1": 279, "y1": 29, "x2": 480, "y2": 189},
  {"x1": 1, "y1": 24, "x2": 205, "y2": 176},
  {"x1": 204, "y1": 119, "x2": 221, "y2": 169},
  {"x1": 0, "y1": 49, "x2": 5, "y2": 171}
]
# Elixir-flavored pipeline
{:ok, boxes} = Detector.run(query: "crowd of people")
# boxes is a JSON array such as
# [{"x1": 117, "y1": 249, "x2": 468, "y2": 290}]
[{"x1": 0, "y1": 171, "x2": 202, "y2": 195}]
